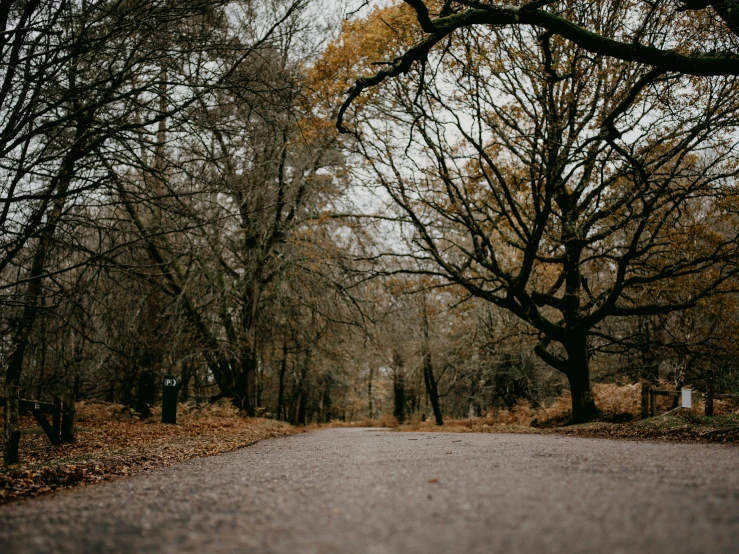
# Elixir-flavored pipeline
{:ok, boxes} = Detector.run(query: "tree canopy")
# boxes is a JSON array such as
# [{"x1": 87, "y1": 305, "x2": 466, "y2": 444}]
[{"x1": 337, "y1": 0, "x2": 739, "y2": 132}]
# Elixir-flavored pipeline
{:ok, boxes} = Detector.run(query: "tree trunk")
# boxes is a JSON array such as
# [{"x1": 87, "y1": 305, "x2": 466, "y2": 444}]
[
  {"x1": 391, "y1": 351, "x2": 406, "y2": 423},
  {"x1": 423, "y1": 357, "x2": 443, "y2": 426},
  {"x1": 236, "y1": 344, "x2": 257, "y2": 415},
  {"x1": 705, "y1": 369, "x2": 715, "y2": 417},
  {"x1": 232, "y1": 356, "x2": 254, "y2": 415},
  {"x1": 367, "y1": 366, "x2": 374, "y2": 419},
  {"x1": 296, "y1": 391, "x2": 307, "y2": 426},
  {"x1": 255, "y1": 360, "x2": 262, "y2": 410},
  {"x1": 288, "y1": 392, "x2": 299, "y2": 425},
  {"x1": 36, "y1": 297, "x2": 47, "y2": 399},
  {"x1": 136, "y1": 371, "x2": 155, "y2": 418},
  {"x1": 421, "y1": 299, "x2": 443, "y2": 425},
  {"x1": 567, "y1": 370, "x2": 597, "y2": 423},
  {"x1": 179, "y1": 360, "x2": 191, "y2": 402},
  {"x1": 565, "y1": 338, "x2": 597, "y2": 423},
  {"x1": 61, "y1": 393, "x2": 76, "y2": 444},
  {"x1": 277, "y1": 343, "x2": 288, "y2": 421},
  {"x1": 321, "y1": 381, "x2": 333, "y2": 423},
  {"x1": 290, "y1": 349, "x2": 311, "y2": 425},
  {"x1": 393, "y1": 373, "x2": 405, "y2": 424},
  {"x1": 3, "y1": 385, "x2": 20, "y2": 465}
]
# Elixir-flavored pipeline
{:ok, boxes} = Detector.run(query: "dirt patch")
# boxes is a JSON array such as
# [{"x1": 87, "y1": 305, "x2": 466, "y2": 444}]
[{"x1": 1, "y1": 401, "x2": 301, "y2": 505}]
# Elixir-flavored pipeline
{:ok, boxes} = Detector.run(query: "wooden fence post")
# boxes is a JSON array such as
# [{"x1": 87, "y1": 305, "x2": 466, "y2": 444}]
[
  {"x1": 650, "y1": 389, "x2": 657, "y2": 417},
  {"x1": 4, "y1": 385, "x2": 20, "y2": 465},
  {"x1": 705, "y1": 370, "x2": 714, "y2": 417},
  {"x1": 61, "y1": 393, "x2": 75, "y2": 444},
  {"x1": 641, "y1": 383, "x2": 650, "y2": 419},
  {"x1": 31, "y1": 407, "x2": 59, "y2": 446}
]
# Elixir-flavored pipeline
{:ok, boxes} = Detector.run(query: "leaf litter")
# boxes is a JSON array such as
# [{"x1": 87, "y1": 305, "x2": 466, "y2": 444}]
[{"x1": 1, "y1": 401, "x2": 301, "y2": 505}]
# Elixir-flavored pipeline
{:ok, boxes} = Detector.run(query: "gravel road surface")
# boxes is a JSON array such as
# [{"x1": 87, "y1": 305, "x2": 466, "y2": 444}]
[{"x1": 1, "y1": 429, "x2": 738, "y2": 553}]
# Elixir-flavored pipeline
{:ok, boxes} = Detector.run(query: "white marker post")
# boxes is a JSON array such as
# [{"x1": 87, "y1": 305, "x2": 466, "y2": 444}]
[{"x1": 681, "y1": 388, "x2": 692, "y2": 409}]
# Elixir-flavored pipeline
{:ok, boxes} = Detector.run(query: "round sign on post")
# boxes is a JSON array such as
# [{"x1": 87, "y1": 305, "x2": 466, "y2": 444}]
[{"x1": 162, "y1": 375, "x2": 178, "y2": 424}]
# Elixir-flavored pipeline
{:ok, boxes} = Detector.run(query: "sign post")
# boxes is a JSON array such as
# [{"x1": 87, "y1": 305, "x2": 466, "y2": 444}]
[
  {"x1": 681, "y1": 388, "x2": 692, "y2": 409},
  {"x1": 162, "y1": 375, "x2": 178, "y2": 424}
]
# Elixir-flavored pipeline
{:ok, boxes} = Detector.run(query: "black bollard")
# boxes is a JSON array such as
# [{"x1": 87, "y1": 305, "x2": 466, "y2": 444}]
[{"x1": 162, "y1": 375, "x2": 178, "y2": 424}]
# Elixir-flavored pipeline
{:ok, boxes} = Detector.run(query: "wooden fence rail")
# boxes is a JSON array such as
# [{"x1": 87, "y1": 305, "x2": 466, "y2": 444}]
[
  {"x1": 2, "y1": 388, "x2": 75, "y2": 464},
  {"x1": 641, "y1": 383, "x2": 738, "y2": 418}
]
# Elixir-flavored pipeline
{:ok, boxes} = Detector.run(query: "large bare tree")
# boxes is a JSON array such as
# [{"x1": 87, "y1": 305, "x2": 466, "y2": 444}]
[{"x1": 335, "y1": 1, "x2": 739, "y2": 421}]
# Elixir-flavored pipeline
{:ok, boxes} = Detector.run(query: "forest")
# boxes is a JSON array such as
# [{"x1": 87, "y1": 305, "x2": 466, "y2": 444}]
[{"x1": 3, "y1": 0, "x2": 739, "y2": 449}]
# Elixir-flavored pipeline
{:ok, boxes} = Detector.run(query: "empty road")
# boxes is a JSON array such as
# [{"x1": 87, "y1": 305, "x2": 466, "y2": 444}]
[{"x1": 1, "y1": 429, "x2": 738, "y2": 553}]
